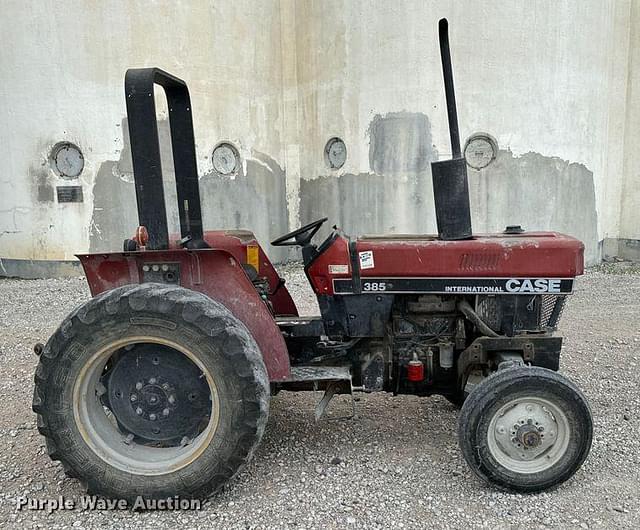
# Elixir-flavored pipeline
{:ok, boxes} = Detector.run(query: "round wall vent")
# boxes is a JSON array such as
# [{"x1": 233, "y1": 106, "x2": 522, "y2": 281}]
[
  {"x1": 463, "y1": 133, "x2": 498, "y2": 170},
  {"x1": 324, "y1": 137, "x2": 347, "y2": 170},
  {"x1": 212, "y1": 142, "x2": 240, "y2": 176},
  {"x1": 50, "y1": 142, "x2": 84, "y2": 178}
]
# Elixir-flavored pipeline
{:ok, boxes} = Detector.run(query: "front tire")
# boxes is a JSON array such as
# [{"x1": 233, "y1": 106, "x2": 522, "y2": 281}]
[
  {"x1": 458, "y1": 366, "x2": 592, "y2": 492},
  {"x1": 33, "y1": 283, "x2": 269, "y2": 500}
]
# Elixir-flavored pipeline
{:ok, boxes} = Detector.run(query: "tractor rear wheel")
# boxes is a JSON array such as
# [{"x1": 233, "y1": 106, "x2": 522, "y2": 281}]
[
  {"x1": 458, "y1": 366, "x2": 592, "y2": 492},
  {"x1": 33, "y1": 283, "x2": 269, "y2": 501}
]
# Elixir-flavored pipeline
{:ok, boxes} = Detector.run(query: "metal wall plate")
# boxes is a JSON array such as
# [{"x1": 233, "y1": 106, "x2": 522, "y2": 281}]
[{"x1": 56, "y1": 186, "x2": 84, "y2": 203}]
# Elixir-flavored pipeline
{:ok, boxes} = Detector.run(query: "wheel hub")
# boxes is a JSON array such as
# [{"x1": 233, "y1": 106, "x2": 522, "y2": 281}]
[
  {"x1": 130, "y1": 380, "x2": 175, "y2": 421},
  {"x1": 104, "y1": 344, "x2": 211, "y2": 444},
  {"x1": 487, "y1": 397, "x2": 570, "y2": 474},
  {"x1": 516, "y1": 423, "x2": 542, "y2": 449}
]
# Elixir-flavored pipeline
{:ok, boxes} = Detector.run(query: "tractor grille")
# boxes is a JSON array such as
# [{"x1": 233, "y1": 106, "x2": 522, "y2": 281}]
[
  {"x1": 475, "y1": 294, "x2": 567, "y2": 333},
  {"x1": 540, "y1": 295, "x2": 566, "y2": 330}
]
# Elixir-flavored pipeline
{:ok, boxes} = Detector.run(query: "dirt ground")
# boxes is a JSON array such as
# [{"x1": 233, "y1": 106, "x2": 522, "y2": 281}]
[{"x1": 0, "y1": 263, "x2": 638, "y2": 529}]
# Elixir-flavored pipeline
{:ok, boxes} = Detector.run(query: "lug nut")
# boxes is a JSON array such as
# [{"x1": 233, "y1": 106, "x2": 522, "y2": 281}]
[
  {"x1": 162, "y1": 408, "x2": 170, "y2": 417},
  {"x1": 149, "y1": 396, "x2": 157, "y2": 404},
  {"x1": 162, "y1": 383, "x2": 170, "y2": 390},
  {"x1": 149, "y1": 413, "x2": 157, "y2": 421},
  {"x1": 168, "y1": 395, "x2": 176, "y2": 405},
  {"x1": 130, "y1": 394, "x2": 137, "y2": 402},
  {"x1": 135, "y1": 382, "x2": 143, "y2": 390},
  {"x1": 135, "y1": 407, "x2": 143, "y2": 416}
]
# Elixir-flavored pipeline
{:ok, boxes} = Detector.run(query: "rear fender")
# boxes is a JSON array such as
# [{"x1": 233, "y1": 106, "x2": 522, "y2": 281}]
[{"x1": 77, "y1": 249, "x2": 290, "y2": 381}]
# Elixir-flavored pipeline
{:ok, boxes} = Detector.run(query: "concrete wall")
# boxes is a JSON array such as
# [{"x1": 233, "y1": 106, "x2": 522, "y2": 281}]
[
  {"x1": 618, "y1": 0, "x2": 640, "y2": 259},
  {"x1": 1, "y1": 0, "x2": 638, "y2": 275},
  {"x1": 0, "y1": 0, "x2": 291, "y2": 267},
  {"x1": 293, "y1": 0, "x2": 634, "y2": 265}
]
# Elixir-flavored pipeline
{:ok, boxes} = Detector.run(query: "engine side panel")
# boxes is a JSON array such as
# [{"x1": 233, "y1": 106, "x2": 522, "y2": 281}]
[
  {"x1": 357, "y1": 232, "x2": 584, "y2": 277},
  {"x1": 306, "y1": 232, "x2": 584, "y2": 296}
]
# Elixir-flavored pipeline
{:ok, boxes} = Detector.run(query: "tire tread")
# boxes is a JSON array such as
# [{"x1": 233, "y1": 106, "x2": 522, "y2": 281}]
[{"x1": 33, "y1": 283, "x2": 269, "y2": 500}]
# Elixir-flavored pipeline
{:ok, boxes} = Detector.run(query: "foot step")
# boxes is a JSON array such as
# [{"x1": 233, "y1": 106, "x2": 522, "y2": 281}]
[
  {"x1": 287, "y1": 365, "x2": 351, "y2": 382},
  {"x1": 286, "y1": 366, "x2": 354, "y2": 421}
]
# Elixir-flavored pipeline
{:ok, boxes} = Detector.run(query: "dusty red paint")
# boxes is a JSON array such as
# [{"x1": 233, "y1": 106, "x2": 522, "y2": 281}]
[
  {"x1": 306, "y1": 232, "x2": 584, "y2": 295},
  {"x1": 77, "y1": 247, "x2": 291, "y2": 381},
  {"x1": 171, "y1": 230, "x2": 298, "y2": 316}
]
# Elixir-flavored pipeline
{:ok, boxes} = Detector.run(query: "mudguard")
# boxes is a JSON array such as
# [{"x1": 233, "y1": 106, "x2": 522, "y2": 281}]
[{"x1": 77, "y1": 248, "x2": 290, "y2": 381}]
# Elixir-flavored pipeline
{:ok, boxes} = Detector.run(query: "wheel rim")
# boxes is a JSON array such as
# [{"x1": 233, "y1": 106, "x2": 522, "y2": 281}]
[
  {"x1": 73, "y1": 336, "x2": 220, "y2": 476},
  {"x1": 486, "y1": 396, "x2": 570, "y2": 474}
]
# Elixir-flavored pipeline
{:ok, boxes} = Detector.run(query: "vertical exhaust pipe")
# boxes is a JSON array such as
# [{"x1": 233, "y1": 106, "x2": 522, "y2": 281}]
[{"x1": 431, "y1": 18, "x2": 473, "y2": 240}]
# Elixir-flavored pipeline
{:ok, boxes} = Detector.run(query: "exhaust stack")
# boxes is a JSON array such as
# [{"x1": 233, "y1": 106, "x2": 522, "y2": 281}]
[{"x1": 431, "y1": 18, "x2": 472, "y2": 240}]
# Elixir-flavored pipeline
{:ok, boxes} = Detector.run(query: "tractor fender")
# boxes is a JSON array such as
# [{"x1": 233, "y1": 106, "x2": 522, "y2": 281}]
[{"x1": 76, "y1": 248, "x2": 290, "y2": 381}]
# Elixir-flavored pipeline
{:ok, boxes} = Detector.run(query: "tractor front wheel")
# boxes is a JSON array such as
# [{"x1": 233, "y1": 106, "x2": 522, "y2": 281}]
[
  {"x1": 458, "y1": 366, "x2": 592, "y2": 492},
  {"x1": 33, "y1": 283, "x2": 269, "y2": 501}
]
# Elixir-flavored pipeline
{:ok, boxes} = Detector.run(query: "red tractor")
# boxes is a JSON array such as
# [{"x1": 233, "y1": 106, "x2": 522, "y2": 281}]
[{"x1": 33, "y1": 20, "x2": 592, "y2": 499}]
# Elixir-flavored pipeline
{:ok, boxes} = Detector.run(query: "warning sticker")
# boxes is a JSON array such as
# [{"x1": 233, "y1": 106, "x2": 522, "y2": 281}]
[
  {"x1": 329, "y1": 264, "x2": 349, "y2": 274},
  {"x1": 359, "y1": 250, "x2": 375, "y2": 270}
]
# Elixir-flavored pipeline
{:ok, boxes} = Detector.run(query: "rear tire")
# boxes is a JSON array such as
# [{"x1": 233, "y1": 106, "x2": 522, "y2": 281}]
[
  {"x1": 33, "y1": 283, "x2": 269, "y2": 500},
  {"x1": 458, "y1": 366, "x2": 592, "y2": 492}
]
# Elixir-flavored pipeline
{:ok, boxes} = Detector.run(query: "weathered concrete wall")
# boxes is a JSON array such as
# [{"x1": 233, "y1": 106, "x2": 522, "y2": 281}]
[
  {"x1": 620, "y1": 0, "x2": 640, "y2": 245},
  {"x1": 0, "y1": 0, "x2": 291, "y2": 264},
  {"x1": 1, "y1": 0, "x2": 639, "y2": 274},
  {"x1": 292, "y1": 0, "x2": 634, "y2": 264}
]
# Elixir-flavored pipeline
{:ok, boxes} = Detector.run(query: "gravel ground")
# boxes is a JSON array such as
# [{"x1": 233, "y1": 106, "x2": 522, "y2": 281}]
[{"x1": 0, "y1": 262, "x2": 638, "y2": 529}]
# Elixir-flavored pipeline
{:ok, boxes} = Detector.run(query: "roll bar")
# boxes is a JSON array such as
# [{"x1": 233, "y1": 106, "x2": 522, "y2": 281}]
[{"x1": 125, "y1": 68, "x2": 204, "y2": 250}]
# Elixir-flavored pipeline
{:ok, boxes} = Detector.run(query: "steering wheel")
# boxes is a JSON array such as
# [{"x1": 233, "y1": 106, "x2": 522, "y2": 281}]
[{"x1": 271, "y1": 217, "x2": 328, "y2": 247}]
